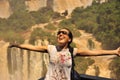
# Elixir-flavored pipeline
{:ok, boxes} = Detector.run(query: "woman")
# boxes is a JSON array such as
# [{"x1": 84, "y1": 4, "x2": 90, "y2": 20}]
[{"x1": 9, "y1": 28, "x2": 120, "y2": 80}]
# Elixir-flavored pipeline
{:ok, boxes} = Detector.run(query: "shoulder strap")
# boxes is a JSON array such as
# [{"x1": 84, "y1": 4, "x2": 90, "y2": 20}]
[
  {"x1": 69, "y1": 47, "x2": 75, "y2": 80},
  {"x1": 69, "y1": 47, "x2": 75, "y2": 66}
]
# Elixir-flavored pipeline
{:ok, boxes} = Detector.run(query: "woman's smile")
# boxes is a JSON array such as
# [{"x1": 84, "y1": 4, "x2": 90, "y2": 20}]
[
  {"x1": 58, "y1": 35, "x2": 65, "y2": 40},
  {"x1": 58, "y1": 35, "x2": 66, "y2": 42}
]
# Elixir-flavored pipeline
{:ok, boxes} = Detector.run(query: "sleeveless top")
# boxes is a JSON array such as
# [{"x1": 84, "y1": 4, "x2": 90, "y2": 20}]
[{"x1": 45, "y1": 45, "x2": 77, "y2": 80}]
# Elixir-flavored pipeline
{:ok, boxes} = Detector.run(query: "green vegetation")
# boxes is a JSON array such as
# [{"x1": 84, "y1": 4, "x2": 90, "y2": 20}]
[
  {"x1": 52, "y1": 12, "x2": 65, "y2": 20},
  {"x1": 0, "y1": 30, "x2": 24, "y2": 43},
  {"x1": 87, "y1": 39, "x2": 95, "y2": 50},
  {"x1": 29, "y1": 28, "x2": 57, "y2": 45},
  {"x1": 8, "y1": 11, "x2": 35, "y2": 32},
  {"x1": 70, "y1": 0, "x2": 120, "y2": 76},
  {"x1": 44, "y1": 23, "x2": 57, "y2": 30},
  {"x1": 109, "y1": 57, "x2": 120, "y2": 80},
  {"x1": 58, "y1": 19, "x2": 81, "y2": 37},
  {"x1": 30, "y1": 7, "x2": 53, "y2": 24},
  {"x1": 0, "y1": 3, "x2": 62, "y2": 43},
  {"x1": 0, "y1": 0, "x2": 118, "y2": 47},
  {"x1": 94, "y1": 65, "x2": 100, "y2": 76},
  {"x1": 9, "y1": 0, "x2": 26, "y2": 13},
  {"x1": 71, "y1": 0, "x2": 120, "y2": 49},
  {"x1": 74, "y1": 57, "x2": 95, "y2": 74}
]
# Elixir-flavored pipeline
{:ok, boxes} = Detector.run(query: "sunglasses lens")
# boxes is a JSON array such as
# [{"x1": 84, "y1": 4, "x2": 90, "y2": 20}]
[
  {"x1": 63, "y1": 31, "x2": 67, "y2": 34},
  {"x1": 57, "y1": 31, "x2": 61, "y2": 35},
  {"x1": 57, "y1": 31, "x2": 68, "y2": 35}
]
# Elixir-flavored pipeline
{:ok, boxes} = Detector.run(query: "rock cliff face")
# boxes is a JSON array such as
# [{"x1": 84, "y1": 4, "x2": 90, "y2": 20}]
[
  {"x1": 0, "y1": 0, "x2": 12, "y2": 18},
  {"x1": 0, "y1": 0, "x2": 107, "y2": 18},
  {"x1": 0, "y1": 41, "x2": 9, "y2": 80},
  {"x1": 25, "y1": 0, "x2": 47, "y2": 11},
  {"x1": 25, "y1": 0, "x2": 106, "y2": 15},
  {"x1": 25, "y1": 0, "x2": 93, "y2": 15}
]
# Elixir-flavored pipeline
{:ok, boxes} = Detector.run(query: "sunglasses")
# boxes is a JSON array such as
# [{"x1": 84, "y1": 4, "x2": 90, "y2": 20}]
[{"x1": 57, "y1": 31, "x2": 68, "y2": 35}]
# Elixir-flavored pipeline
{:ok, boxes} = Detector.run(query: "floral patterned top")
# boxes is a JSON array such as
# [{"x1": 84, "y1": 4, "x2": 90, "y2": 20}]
[{"x1": 45, "y1": 45, "x2": 77, "y2": 80}]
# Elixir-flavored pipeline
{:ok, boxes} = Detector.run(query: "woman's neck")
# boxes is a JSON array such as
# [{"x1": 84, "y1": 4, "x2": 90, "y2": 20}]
[{"x1": 57, "y1": 44, "x2": 68, "y2": 51}]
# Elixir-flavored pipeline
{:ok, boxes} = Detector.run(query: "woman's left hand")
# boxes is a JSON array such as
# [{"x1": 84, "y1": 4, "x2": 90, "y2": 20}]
[{"x1": 116, "y1": 47, "x2": 120, "y2": 56}]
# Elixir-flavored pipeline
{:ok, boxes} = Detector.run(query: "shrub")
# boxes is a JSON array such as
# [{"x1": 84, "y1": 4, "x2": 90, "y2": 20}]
[
  {"x1": 74, "y1": 57, "x2": 95, "y2": 74},
  {"x1": 0, "y1": 30, "x2": 24, "y2": 43},
  {"x1": 44, "y1": 23, "x2": 57, "y2": 30}
]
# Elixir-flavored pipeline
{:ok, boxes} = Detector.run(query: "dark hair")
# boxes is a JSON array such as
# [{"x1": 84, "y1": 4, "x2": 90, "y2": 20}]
[{"x1": 59, "y1": 28, "x2": 73, "y2": 46}]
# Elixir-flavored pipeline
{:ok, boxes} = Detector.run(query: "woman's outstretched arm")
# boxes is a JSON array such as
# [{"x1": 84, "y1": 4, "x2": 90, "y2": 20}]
[
  {"x1": 9, "y1": 43, "x2": 48, "y2": 52},
  {"x1": 76, "y1": 47, "x2": 120, "y2": 56}
]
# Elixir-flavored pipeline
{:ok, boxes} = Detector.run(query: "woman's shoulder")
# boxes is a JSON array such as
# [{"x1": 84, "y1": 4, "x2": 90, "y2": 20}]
[
  {"x1": 47, "y1": 44, "x2": 56, "y2": 50},
  {"x1": 73, "y1": 47, "x2": 78, "y2": 56},
  {"x1": 47, "y1": 45, "x2": 57, "y2": 54},
  {"x1": 47, "y1": 44, "x2": 55, "y2": 48}
]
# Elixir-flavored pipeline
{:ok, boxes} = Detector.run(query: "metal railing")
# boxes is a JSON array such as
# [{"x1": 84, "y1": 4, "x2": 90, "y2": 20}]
[{"x1": 80, "y1": 74, "x2": 112, "y2": 80}]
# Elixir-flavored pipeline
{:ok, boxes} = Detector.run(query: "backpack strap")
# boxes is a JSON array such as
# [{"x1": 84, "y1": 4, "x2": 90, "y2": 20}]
[
  {"x1": 69, "y1": 47, "x2": 75, "y2": 67},
  {"x1": 69, "y1": 47, "x2": 75, "y2": 80}
]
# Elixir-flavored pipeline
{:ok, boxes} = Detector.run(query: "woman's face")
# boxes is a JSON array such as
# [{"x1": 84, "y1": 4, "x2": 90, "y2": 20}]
[{"x1": 57, "y1": 29, "x2": 71, "y2": 46}]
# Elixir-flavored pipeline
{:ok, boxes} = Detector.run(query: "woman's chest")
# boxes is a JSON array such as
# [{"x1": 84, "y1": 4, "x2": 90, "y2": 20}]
[{"x1": 50, "y1": 50, "x2": 72, "y2": 67}]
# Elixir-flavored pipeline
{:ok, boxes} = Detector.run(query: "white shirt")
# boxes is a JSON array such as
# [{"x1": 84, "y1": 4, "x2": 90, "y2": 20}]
[{"x1": 45, "y1": 45, "x2": 77, "y2": 80}]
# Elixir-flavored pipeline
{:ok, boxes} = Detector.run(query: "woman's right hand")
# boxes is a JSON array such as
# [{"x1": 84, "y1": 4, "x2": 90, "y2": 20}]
[
  {"x1": 116, "y1": 47, "x2": 120, "y2": 56},
  {"x1": 8, "y1": 42, "x2": 19, "y2": 48}
]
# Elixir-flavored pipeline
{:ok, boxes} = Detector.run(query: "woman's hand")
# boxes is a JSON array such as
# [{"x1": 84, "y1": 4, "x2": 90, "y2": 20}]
[
  {"x1": 116, "y1": 47, "x2": 120, "y2": 56},
  {"x1": 8, "y1": 42, "x2": 19, "y2": 48}
]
